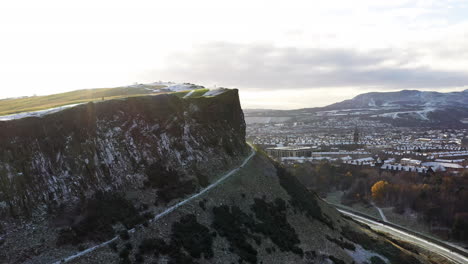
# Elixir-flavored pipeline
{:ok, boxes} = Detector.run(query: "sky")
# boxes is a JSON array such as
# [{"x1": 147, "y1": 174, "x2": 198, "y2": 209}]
[{"x1": 1, "y1": 0, "x2": 468, "y2": 109}]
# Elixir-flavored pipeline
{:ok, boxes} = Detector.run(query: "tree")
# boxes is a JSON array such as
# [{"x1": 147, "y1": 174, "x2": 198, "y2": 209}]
[{"x1": 371, "y1": 180, "x2": 390, "y2": 204}]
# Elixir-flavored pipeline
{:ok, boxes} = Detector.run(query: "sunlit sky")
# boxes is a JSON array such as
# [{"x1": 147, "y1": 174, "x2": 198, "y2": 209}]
[{"x1": 1, "y1": 0, "x2": 468, "y2": 109}]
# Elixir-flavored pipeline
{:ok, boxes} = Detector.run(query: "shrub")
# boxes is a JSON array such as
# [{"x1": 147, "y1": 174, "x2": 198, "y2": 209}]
[
  {"x1": 275, "y1": 163, "x2": 334, "y2": 229},
  {"x1": 119, "y1": 247, "x2": 130, "y2": 259},
  {"x1": 139, "y1": 238, "x2": 169, "y2": 256},
  {"x1": 212, "y1": 205, "x2": 257, "y2": 263},
  {"x1": 119, "y1": 230, "x2": 130, "y2": 240},
  {"x1": 56, "y1": 191, "x2": 143, "y2": 245},
  {"x1": 199, "y1": 200, "x2": 206, "y2": 211},
  {"x1": 326, "y1": 235, "x2": 355, "y2": 251},
  {"x1": 125, "y1": 242, "x2": 133, "y2": 250},
  {"x1": 146, "y1": 163, "x2": 197, "y2": 203},
  {"x1": 77, "y1": 244, "x2": 86, "y2": 251},
  {"x1": 251, "y1": 198, "x2": 302, "y2": 256},
  {"x1": 109, "y1": 241, "x2": 118, "y2": 252},
  {"x1": 329, "y1": 255, "x2": 346, "y2": 264},
  {"x1": 171, "y1": 214, "x2": 214, "y2": 259},
  {"x1": 134, "y1": 253, "x2": 144, "y2": 263},
  {"x1": 370, "y1": 256, "x2": 386, "y2": 264}
]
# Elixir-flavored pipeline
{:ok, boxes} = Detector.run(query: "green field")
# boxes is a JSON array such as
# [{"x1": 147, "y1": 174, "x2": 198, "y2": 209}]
[{"x1": 0, "y1": 87, "x2": 210, "y2": 117}]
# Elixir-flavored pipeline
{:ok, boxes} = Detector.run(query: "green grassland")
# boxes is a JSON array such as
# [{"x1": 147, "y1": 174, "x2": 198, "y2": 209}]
[{"x1": 0, "y1": 87, "x2": 210, "y2": 117}]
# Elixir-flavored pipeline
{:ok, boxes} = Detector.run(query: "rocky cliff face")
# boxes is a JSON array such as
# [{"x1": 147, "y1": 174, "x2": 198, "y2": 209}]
[{"x1": 0, "y1": 89, "x2": 248, "y2": 216}]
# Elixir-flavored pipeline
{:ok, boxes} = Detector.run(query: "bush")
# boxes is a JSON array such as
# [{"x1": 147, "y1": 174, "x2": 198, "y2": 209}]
[
  {"x1": 199, "y1": 200, "x2": 206, "y2": 211},
  {"x1": 146, "y1": 163, "x2": 197, "y2": 203},
  {"x1": 326, "y1": 235, "x2": 355, "y2": 251},
  {"x1": 77, "y1": 244, "x2": 86, "y2": 251},
  {"x1": 109, "y1": 241, "x2": 118, "y2": 252},
  {"x1": 139, "y1": 238, "x2": 169, "y2": 256},
  {"x1": 56, "y1": 191, "x2": 143, "y2": 245},
  {"x1": 134, "y1": 253, "x2": 144, "y2": 263},
  {"x1": 275, "y1": 163, "x2": 334, "y2": 229},
  {"x1": 212, "y1": 205, "x2": 258, "y2": 263},
  {"x1": 125, "y1": 242, "x2": 133, "y2": 250},
  {"x1": 171, "y1": 214, "x2": 214, "y2": 259},
  {"x1": 329, "y1": 255, "x2": 346, "y2": 264},
  {"x1": 119, "y1": 247, "x2": 130, "y2": 259},
  {"x1": 370, "y1": 256, "x2": 386, "y2": 264},
  {"x1": 119, "y1": 230, "x2": 130, "y2": 240},
  {"x1": 251, "y1": 198, "x2": 302, "y2": 256}
]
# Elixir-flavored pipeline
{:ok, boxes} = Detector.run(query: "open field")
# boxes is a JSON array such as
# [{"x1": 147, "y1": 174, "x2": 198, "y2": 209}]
[
  {"x1": 0, "y1": 87, "x2": 165, "y2": 116},
  {"x1": 0, "y1": 87, "x2": 210, "y2": 117}
]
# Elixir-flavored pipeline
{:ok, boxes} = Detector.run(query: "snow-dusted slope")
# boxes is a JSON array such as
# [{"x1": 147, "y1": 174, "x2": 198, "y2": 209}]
[
  {"x1": 320, "y1": 89, "x2": 468, "y2": 127},
  {"x1": 0, "y1": 103, "x2": 83, "y2": 121},
  {"x1": 327, "y1": 89, "x2": 468, "y2": 110}
]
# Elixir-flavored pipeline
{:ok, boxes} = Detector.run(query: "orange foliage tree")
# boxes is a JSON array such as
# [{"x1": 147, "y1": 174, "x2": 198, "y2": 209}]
[{"x1": 371, "y1": 180, "x2": 390, "y2": 204}]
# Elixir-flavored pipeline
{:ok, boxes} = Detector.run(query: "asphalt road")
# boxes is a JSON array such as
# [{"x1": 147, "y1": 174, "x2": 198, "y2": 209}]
[{"x1": 338, "y1": 209, "x2": 468, "y2": 264}]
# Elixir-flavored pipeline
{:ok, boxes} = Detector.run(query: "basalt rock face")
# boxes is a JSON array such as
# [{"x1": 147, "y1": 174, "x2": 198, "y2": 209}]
[{"x1": 0, "y1": 89, "x2": 248, "y2": 216}]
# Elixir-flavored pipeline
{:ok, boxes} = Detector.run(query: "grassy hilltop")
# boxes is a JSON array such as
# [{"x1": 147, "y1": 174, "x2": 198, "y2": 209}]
[{"x1": 0, "y1": 85, "x2": 209, "y2": 116}]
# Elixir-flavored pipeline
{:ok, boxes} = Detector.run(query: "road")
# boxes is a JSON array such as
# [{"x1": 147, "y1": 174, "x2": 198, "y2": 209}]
[
  {"x1": 338, "y1": 209, "x2": 468, "y2": 264},
  {"x1": 52, "y1": 146, "x2": 256, "y2": 264}
]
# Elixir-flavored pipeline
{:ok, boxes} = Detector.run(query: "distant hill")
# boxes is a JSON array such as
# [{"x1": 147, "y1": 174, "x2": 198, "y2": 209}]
[
  {"x1": 325, "y1": 89, "x2": 468, "y2": 109},
  {"x1": 245, "y1": 89, "x2": 468, "y2": 128}
]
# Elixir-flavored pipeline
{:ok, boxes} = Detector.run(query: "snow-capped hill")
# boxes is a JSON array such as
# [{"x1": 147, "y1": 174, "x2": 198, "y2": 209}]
[
  {"x1": 327, "y1": 89, "x2": 468, "y2": 110},
  {"x1": 322, "y1": 89, "x2": 468, "y2": 127}
]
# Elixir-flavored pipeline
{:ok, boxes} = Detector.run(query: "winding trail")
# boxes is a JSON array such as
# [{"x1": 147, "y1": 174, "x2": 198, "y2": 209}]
[{"x1": 52, "y1": 146, "x2": 256, "y2": 264}]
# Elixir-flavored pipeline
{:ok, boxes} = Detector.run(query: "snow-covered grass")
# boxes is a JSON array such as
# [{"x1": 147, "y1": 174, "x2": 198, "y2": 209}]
[
  {"x1": 345, "y1": 244, "x2": 389, "y2": 264},
  {"x1": 203, "y1": 88, "x2": 228, "y2": 97},
  {"x1": 371, "y1": 107, "x2": 436, "y2": 120},
  {"x1": 0, "y1": 84, "x2": 220, "y2": 120},
  {"x1": 0, "y1": 103, "x2": 83, "y2": 121}
]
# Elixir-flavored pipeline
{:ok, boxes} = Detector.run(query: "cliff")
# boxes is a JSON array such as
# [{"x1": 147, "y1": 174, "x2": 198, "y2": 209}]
[{"x1": 0, "y1": 89, "x2": 248, "y2": 216}]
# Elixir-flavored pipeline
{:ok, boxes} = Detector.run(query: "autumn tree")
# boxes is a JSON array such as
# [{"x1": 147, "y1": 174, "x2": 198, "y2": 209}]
[{"x1": 371, "y1": 180, "x2": 390, "y2": 204}]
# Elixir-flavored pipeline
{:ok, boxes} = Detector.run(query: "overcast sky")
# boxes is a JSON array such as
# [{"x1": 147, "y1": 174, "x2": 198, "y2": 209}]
[{"x1": 1, "y1": 0, "x2": 468, "y2": 109}]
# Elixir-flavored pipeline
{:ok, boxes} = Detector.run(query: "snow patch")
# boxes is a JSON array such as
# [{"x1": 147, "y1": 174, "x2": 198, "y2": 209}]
[
  {"x1": 345, "y1": 244, "x2": 389, "y2": 264},
  {"x1": 203, "y1": 88, "x2": 228, "y2": 97},
  {"x1": 183, "y1": 90, "x2": 196, "y2": 98},
  {"x1": 164, "y1": 84, "x2": 195, "y2": 92},
  {"x1": 0, "y1": 103, "x2": 82, "y2": 121}
]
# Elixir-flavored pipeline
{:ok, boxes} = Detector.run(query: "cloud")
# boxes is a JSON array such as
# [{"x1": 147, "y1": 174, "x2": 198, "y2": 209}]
[{"x1": 156, "y1": 42, "x2": 468, "y2": 90}]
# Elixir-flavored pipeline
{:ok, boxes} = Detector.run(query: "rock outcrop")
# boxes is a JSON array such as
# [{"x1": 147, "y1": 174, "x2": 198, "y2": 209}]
[{"x1": 0, "y1": 90, "x2": 248, "y2": 215}]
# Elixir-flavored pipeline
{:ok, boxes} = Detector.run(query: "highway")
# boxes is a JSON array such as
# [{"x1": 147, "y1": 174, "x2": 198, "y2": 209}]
[{"x1": 338, "y1": 208, "x2": 468, "y2": 264}]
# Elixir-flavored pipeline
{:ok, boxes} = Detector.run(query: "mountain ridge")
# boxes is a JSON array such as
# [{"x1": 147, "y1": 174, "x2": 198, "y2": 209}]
[{"x1": 244, "y1": 89, "x2": 468, "y2": 128}]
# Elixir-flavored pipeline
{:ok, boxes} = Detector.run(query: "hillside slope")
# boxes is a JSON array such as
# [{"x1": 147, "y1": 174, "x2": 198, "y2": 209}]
[
  {"x1": 68, "y1": 153, "x2": 438, "y2": 264},
  {"x1": 0, "y1": 89, "x2": 449, "y2": 264}
]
